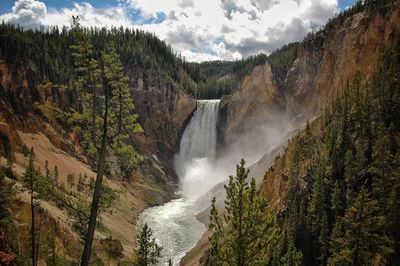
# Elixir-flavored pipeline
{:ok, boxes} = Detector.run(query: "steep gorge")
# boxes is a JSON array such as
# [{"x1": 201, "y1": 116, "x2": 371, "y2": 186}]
[
  {"x1": 183, "y1": 3, "x2": 400, "y2": 264},
  {"x1": 0, "y1": 52, "x2": 195, "y2": 263},
  {"x1": 220, "y1": 3, "x2": 400, "y2": 145},
  {"x1": 1, "y1": 2, "x2": 400, "y2": 265}
]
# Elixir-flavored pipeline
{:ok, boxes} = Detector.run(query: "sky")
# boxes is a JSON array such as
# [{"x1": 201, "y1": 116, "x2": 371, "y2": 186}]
[{"x1": 0, "y1": 0, "x2": 357, "y2": 62}]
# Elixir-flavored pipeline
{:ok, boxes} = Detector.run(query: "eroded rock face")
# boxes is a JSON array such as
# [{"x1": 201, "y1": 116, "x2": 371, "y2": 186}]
[
  {"x1": 284, "y1": 8, "x2": 400, "y2": 117},
  {"x1": 129, "y1": 69, "x2": 196, "y2": 157},
  {"x1": 219, "y1": 62, "x2": 281, "y2": 145},
  {"x1": 0, "y1": 62, "x2": 196, "y2": 160},
  {"x1": 219, "y1": 5, "x2": 400, "y2": 144}
]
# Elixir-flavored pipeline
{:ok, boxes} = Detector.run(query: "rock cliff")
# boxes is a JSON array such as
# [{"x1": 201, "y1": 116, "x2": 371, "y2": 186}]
[
  {"x1": 218, "y1": 62, "x2": 281, "y2": 144},
  {"x1": 129, "y1": 69, "x2": 196, "y2": 157},
  {"x1": 0, "y1": 59, "x2": 195, "y2": 263},
  {"x1": 219, "y1": 3, "x2": 400, "y2": 144},
  {"x1": 184, "y1": 3, "x2": 400, "y2": 265},
  {"x1": 0, "y1": 62, "x2": 196, "y2": 160}
]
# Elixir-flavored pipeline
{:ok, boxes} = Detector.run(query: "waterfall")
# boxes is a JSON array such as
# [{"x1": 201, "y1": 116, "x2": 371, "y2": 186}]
[
  {"x1": 137, "y1": 98, "x2": 292, "y2": 265},
  {"x1": 174, "y1": 99, "x2": 220, "y2": 199},
  {"x1": 137, "y1": 100, "x2": 220, "y2": 265}
]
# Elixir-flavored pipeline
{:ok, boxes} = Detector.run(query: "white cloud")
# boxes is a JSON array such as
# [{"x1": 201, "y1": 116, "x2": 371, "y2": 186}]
[
  {"x1": 303, "y1": 0, "x2": 338, "y2": 26},
  {"x1": 178, "y1": 0, "x2": 194, "y2": 8},
  {"x1": 250, "y1": 0, "x2": 280, "y2": 12},
  {"x1": 47, "y1": 3, "x2": 132, "y2": 29},
  {"x1": 0, "y1": 0, "x2": 132, "y2": 29},
  {"x1": 0, "y1": 0, "x2": 46, "y2": 29},
  {"x1": 181, "y1": 50, "x2": 221, "y2": 62},
  {"x1": 0, "y1": 0, "x2": 339, "y2": 62},
  {"x1": 133, "y1": 0, "x2": 338, "y2": 61}
]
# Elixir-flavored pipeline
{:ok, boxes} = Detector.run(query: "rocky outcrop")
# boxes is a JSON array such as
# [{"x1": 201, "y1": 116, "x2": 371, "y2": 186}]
[
  {"x1": 0, "y1": 61, "x2": 196, "y2": 161},
  {"x1": 185, "y1": 4, "x2": 400, "y2": 265},
  {"x1": 0, "y1": 59, "x2": 195, "y2": 264},
  {"x1": 218, "y1": 62, "x2": 281, "y2": 144},
  {"x1": 129, "y1": 69, "x2": 196, "y2": 157},
  {"x1": 284, "y1": 6, "x2": 400, "y2": 117},
  {"x1": 219, "y1": 4, "x2": 400, "y2": 144}
]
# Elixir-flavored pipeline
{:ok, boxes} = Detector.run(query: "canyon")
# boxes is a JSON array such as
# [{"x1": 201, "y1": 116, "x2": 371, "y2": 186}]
[{"x1": 0, "y1": 1, "x2": 400, "y2": 265}]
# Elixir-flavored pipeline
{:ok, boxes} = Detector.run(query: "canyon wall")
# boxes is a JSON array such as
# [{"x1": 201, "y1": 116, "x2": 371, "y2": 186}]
[
  {"x1": 219, "y1": 4, "x2": 400, "y2": 145},
  {"x1": 184, "y1": 4, "x2": 400, "y2": 265},
  {"x1": 0, "y1": 60, "x2": 195, "y2": 263},
  {"x1": 0, "y1": 62, "x2": 196, "y2": 159}
]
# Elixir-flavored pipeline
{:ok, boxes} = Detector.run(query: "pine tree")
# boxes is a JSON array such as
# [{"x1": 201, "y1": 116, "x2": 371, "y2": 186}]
[
  {"x1": 67, "y1": 174, "x2": 75, "y2": 191},
  {"x1": 89, "y1": 176, "x2": 95, "y2": 190},
  {"x1": 45, "y1": 233, "x2": 57, "y2": 266},
  {"x1": 5, "y1": 142, "x2": 13, "y2": 178},
  {"x1": 369, "y1": 123, "x2": 395, "y2": 216},
  {"x1": 77, "y1": 173, "x2": 84, "y2": 192},
  {"x1": 70, "y1": 17, "x2": 142, "y2": 265},
  {"x1": 309, "y1": 157, "x2": 328, "y2": 263},
  {"x1": 388, "y1": 136, "x2": 400, "y2": 263},
  {"x1": 318, "y1": 211, "x2": 329, "y2": 265},
  {"x1": 309, "y1": 161, "x2": 326, "y2": 234},
  {"x1": 24, "y1": 148, "x2": 38, "y2": 266},
  {"x1": 53, "y1": 165, "x2": 58, "y2": 186},
  {"x1": 343, "y1": 149, "x2": 360, "y2": 203},
  {"x1": 331, "y1": 180, "x2": 342, "y2": 221},
  {"x1": 208, "y1": 159, "x2": 279, "y2": 266},
  {"x1": 0, "y1": 168, "x2": 18, "y2": 264},
  {"x1": 389, "y1": 182, "x2": 400, "y2": 263},
  {"x1": 328, "y1": 187, "x2": 393, "y2": 265},
  {"x1": 45, "y1": 160, "x2": 50, "y2": 180},
  {"x1": 134, "y1": 223, "x2": 162, "y2": 266},
  {"x1": 69, "y1": 16, "x2": 99, "y2": 113},
  {"x1": 286, "y1": 142, "x2": 301, "y2": 245},
  {"x1": 280, "y1": 241, "x2": 303, "y2": 266}
]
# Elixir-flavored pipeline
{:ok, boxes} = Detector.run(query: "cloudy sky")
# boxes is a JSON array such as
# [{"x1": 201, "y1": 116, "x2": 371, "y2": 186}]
[{"x1": 0, "y1": 0, "x2": 356, "y2": 61}]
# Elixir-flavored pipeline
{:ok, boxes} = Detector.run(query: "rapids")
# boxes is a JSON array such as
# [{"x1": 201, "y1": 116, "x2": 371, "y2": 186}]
[{"x1": 137, "y1": 100, "x2": 220, "y2": 265}]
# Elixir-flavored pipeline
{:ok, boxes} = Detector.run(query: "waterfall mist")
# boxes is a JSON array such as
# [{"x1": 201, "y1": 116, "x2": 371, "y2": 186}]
[
  {"x1": 174, "y1": 100, "x2": 220, "y2": 200},
  {"x1": 138, "y1": 100, "x2": 295, "y2": 265},
  {"x1": 174, "y1": 100, "x2": 294, "y2": 204}
]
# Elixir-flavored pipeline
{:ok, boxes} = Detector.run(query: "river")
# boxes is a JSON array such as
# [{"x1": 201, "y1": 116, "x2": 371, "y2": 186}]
[{"x1": 137, "y1": 100, "x2": 220, "y2": 265}]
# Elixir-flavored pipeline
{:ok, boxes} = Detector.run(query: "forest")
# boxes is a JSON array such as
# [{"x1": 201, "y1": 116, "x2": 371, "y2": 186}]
[
  {"x1": 0, "y1": 0, "x2": 399, "y2": 265},
  {"x1": 202, "y1": 34, "x2": 400, "y2": 265},
  {"x1": 0, "y1": 21, "x2": 297, "y2": 100},
  {"x1": 0, "y1": 21, "x2": 269, "y2": 100}
]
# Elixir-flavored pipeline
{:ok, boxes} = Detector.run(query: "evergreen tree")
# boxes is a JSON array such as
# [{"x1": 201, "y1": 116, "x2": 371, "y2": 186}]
[
  {"x1": 70, "y1": 17, "x2": 142, "y2": 265},
  {"x1": 280, "y1": 242, "x2": 303, "y2": 266},
  {"x1": 53, "y1": 165, "x2": 59, "y2": 186},
  {"x1": 0, "y1": 168, "x2": 18, "y2": 265},
  {"x1": 369, "y1": 123, "x2": 395, "y2": 216},
  {"x1": 134, "y1": 223, "x2": 162, "y2": 266},
  {"x1": 45, "y1": 233, "x2": 58, "y2": 266},
  {"x1": 5, "y1": 140, "x2": 13, "y2": 178},
  {"x1": 67, "y1": 174, "x2": 75, "y2": 190},
  {"x1": 388, "y1": 181, "x2": 400, "y2": 263},
  {"x1": 89, "y1": 176, "x2": 95, "y2": 190},
  {"x1": 318, "y1": 211, "x2": 329, "y2": 265},
  {"x1": 331, "y1": 180, "x2": 342, "y2": 221},
  {"x1": 45, "y1": 160, "x2": 50, "y2": 180},
  {"x1": 208, "y1": 159, "x2": 279, "y2": 266},
  {"x1": 328, "y1": 187, "x2": 393, "y2": 265},
  {"x1": 69, "y1": 16, "x2": 100, "y2": 113},
  {"x1": 77, "y1": 173, "x2": 84, "y2": 192},
  {"x1": 286, "y1": 142, "x2": 301, "y2": 245},
  {"x1": 24, "y1": 148, "x2": 38, "y2": 266},
  {"x1": 309, "y1": 160, "x2": 326, "y2": 234}
]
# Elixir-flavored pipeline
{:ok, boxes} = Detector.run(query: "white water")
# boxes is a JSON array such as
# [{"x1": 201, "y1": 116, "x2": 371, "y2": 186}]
[
  {"x1": 137, "y1": 100, "x2": 220, "y2": 265},
  {"x1": 174, "y1": 100, "x2": 220, "y2": 200}
]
